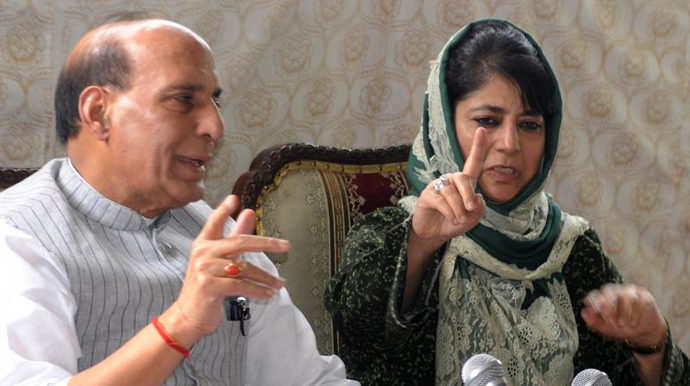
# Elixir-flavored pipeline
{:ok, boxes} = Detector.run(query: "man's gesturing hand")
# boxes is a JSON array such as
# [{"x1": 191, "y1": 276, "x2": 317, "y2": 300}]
[{"x1": 174, "y1": 195, "x2": 289, "y2": 338}]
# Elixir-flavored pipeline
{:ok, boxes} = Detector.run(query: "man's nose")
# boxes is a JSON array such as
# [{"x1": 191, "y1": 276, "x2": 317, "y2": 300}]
[{"x1": 199, "y1": 102, "x2": 224, "y2": 145}]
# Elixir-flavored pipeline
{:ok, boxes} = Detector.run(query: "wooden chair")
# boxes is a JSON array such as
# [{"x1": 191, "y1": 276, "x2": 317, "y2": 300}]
[
  {"x1": 0, "y1": 167, "x2": 37, "y2": 191},
  {"x1": 232, "y1": 143, "x2": 411, "y2": 355}
]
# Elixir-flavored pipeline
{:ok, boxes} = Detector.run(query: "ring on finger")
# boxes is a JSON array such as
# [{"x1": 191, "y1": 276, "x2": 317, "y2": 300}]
[
  {"x1": 433, "y1": 179, "x2": 444, "y2": 194},
  {"x1": 433, "y1": 174, "x2": 451, "y2": 194},
  {"x1": 224, "y1": 262, "x2": 242, "y2": 277}
]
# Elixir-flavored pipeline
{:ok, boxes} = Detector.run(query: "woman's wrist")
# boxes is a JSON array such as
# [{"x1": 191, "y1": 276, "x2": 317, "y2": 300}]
[
  {"x1": 626, "y1": 318, "x2": 668, "y2": 356},
  {"x1": 408, "y1": 226, "x2": 447, "y2": 256}
]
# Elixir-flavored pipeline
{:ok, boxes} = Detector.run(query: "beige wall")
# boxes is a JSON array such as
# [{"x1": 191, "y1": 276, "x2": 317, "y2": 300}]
[{"x1": 0, "y1": 0, "x2": 688, "y2": 352}]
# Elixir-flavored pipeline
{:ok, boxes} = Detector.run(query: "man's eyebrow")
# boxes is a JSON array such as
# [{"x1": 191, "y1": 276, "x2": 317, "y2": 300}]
[
  {"x1": 159, "y1": 84, "x2": 223, "y2": 98},
  {"x1": 165, "y1": 84, "x2": 203, "y2": 92}
]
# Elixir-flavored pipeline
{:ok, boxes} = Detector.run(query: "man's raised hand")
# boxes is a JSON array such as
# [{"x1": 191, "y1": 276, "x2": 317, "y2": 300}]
[{"x1": 175, "y1": 195, "x2": 289, "y2": 336}]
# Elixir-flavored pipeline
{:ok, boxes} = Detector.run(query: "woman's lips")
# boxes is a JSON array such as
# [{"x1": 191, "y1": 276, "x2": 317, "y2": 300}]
[{"x1": 485, "y1": 165, "x2": 519, "y2": 182}]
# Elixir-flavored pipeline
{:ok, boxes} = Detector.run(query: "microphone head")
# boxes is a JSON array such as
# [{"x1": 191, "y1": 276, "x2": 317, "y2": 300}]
[
  {"x1": 461, "y1": 353, "x2": 508, "y2": 386},
  {"x1": 571, "y1": 369, "x2": 612, "y2": 386}
]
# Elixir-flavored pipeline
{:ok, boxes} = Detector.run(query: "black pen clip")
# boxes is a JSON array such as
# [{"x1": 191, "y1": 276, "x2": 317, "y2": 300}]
[{"x1": 225, "y1": 296, "x2": 251, "y2": 336}]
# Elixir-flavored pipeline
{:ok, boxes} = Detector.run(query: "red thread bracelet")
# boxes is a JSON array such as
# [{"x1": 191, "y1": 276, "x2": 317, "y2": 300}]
[{"x1": 152, "y1": 317, "x2": 190, "y2": 358}]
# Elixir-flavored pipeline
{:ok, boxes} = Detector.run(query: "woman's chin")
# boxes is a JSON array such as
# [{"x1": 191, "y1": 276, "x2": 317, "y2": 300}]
[{"x1": 481, "y1": 189, "x2": 519, "y2": 205}]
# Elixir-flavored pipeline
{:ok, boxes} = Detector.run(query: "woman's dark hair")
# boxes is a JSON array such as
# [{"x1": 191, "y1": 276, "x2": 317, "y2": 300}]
[
  {"x1": 445, "y1": 20, "x2": 557, "y2": 123},
  {"x1": 54, "y1": 11, "x2": 149, "y2": 144}
]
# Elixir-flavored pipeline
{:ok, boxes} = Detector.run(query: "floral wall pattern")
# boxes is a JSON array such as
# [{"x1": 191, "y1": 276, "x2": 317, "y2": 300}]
[{"x1": 0, "y1": 0, "x2": 688, "y2": 352}]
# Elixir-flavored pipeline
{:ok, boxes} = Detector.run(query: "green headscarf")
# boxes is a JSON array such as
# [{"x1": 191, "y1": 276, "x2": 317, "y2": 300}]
[{"x1": 405, "y1": 19, "x2": 563, "y2": 267}]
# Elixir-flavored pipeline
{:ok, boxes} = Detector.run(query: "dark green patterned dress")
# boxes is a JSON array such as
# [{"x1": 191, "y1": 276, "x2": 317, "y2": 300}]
[{"x1": 325, "y1": 207, "x2": 690, "y2": 386}]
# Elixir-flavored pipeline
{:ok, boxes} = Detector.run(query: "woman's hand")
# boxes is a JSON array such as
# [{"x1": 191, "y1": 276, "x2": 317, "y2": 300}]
[
  {"x1": 403, "y1": 128, "x2": 487, "y2": 311},
  {"x1": 411, "y1": 127, "x2": 487, "y2": 250},
  {"x1": 582, "y1": 283, "x2": 667, "y2": 350}
]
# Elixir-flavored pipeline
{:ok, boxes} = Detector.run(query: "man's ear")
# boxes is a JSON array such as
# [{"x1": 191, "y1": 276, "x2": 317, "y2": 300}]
[{"x1": 78, "y1": 86, "x2": 111, "y2": 141}]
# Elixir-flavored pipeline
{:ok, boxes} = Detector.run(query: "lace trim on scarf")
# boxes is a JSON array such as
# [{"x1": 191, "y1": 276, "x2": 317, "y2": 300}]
[{"x1": 435, "y1": 261, "x2": 580, "y2": 385}]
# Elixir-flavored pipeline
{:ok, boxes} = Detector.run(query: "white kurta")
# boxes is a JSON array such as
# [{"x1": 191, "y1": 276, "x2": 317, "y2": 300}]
[{"x1": 0, "y1": 159, "x2": 357, "y2": 386}]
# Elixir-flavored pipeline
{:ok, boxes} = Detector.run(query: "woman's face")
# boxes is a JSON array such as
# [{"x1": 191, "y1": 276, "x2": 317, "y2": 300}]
[{"x1": 454, "y1": 74, "x2": 546, "y2": 203}]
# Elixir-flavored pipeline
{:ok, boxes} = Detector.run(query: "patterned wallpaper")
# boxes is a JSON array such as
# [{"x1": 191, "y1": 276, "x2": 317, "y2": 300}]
[{"x1": 0, "y1": 0, "x2": 688, "y2": 352}]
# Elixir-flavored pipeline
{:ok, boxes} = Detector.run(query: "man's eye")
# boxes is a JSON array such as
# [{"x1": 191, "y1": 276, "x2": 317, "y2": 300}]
[{"x1": 175, "y1": 95, "x2": 193, "y2": 105}]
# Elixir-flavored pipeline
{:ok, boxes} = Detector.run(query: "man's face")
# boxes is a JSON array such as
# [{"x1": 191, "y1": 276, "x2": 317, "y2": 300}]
[{"x1": 103, "y1": 27, "x2": 223, "y2": 216}]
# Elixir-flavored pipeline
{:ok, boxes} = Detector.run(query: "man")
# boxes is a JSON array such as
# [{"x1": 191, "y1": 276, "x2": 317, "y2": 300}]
[{"x1": 0, "y1": 18, "x2": 358, "y2": 385}]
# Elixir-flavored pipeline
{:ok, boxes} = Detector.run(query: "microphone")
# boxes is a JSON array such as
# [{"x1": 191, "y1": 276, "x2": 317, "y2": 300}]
[
  {"x1": 461, "y1": 353, "x2": 508, "y2": 386},
  {"x1": 571, "y1": 369, "x2": 612, "y2": 386}
]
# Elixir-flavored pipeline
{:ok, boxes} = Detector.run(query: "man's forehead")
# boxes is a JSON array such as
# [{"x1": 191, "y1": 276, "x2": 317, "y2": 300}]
[
  {"x1": 75, "y1": 20, "x2": 211, "y2": 70},
  {"x1": 133, "y1": 65, "x2": 221, "y2": 97},
  {"x1": 123, "y1": 23, "x2": 218, "y2": 84},
  {"x1": 67, "y1": 19, "x2": 214, "y2": 77},
  {"x1": 96, "y1": 19, "x2": 209, "y2": 49},
  {"x1": 129, "y1": 23, "x2": 210, "y2": 54}
]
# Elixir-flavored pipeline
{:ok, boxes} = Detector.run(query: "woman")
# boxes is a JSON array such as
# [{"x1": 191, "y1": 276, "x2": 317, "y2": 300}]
[{"x1": 325, "y1": 19, "x2": 688, "y2": 385}]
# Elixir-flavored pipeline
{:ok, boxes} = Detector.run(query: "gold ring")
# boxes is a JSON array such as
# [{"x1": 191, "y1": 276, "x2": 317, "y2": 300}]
[{"x1": 224, "y1": 262, "x2": 241, "y2": 277}]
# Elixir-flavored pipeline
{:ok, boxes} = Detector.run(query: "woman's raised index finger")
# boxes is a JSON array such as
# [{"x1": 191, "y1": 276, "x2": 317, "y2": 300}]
[{"x1": 462, "y1": 127, "x2": 486, "y2": 183}]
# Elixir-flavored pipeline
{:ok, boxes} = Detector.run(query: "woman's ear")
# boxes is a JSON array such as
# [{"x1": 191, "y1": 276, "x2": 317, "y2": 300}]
[{"x1": 78, "y1": 85, "x2": 111, "y2": 141}]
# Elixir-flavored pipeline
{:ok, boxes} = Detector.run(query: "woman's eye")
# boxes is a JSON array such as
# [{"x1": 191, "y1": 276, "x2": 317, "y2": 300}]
[
  {"x1": 519, "y1": 121, "x2": 542, "y2": 132},
  {"x1": 475, "y1": 117, "x2": 498, "y2": 127}
]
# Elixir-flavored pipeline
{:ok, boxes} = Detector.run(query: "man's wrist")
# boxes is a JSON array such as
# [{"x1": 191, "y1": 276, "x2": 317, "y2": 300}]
[{"x1": 157, "y1": 304, "x2": 204, "y2": 351}]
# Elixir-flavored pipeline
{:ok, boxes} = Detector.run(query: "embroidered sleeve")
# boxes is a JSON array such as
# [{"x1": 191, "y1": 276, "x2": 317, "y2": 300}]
[
  {"x1": 324, "y1": 206, "x2": 437, "y2": 385},
  {"x1": 564, "y1": 228, "x2": 690, "y2": 385}
]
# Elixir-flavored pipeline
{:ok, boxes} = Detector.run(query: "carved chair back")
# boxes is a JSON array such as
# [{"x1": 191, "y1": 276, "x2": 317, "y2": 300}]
[{"x1": 232, "y1": 143, "x2": 411, "y2": 355}]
